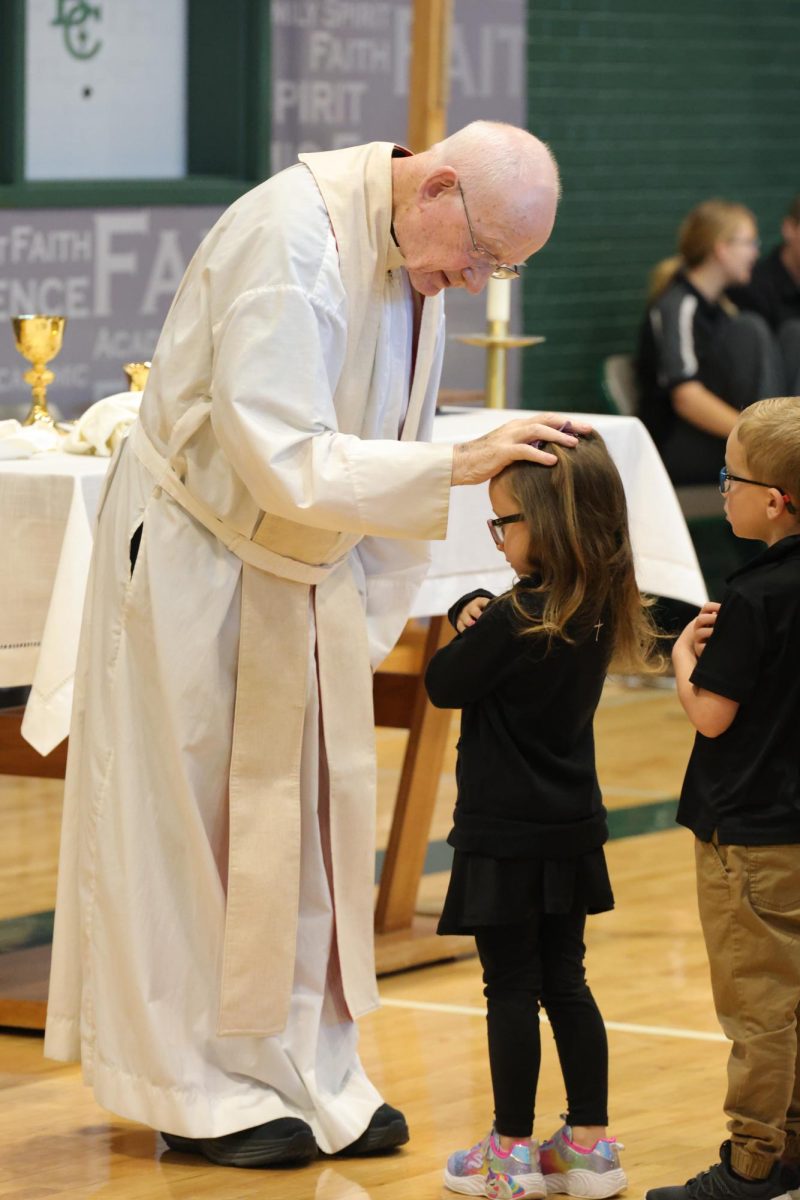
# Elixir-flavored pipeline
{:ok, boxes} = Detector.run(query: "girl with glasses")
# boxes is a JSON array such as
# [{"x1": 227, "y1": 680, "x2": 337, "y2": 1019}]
[{"x1": 425, "y1": 431, "x2": 661, "y2": 1200}]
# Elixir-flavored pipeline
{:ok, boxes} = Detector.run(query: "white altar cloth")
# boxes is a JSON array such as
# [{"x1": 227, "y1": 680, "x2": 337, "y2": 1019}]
[
  {"x1": 0, "y1": 455, "x2": 107, "y2": 754},
  {"x1": 0, "y1": 409, "x2": 706, "y2": 756}
]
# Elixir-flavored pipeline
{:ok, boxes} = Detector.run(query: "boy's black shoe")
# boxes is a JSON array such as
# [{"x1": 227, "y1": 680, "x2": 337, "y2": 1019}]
[
  {"x1": 160, "y1": 1116, "x2": 317, "y2": 1167},
  {"x1": 645, "y1": 1142, "x2": 791, "y2": 1200},
  {"x1": 331, "y1": 1104, "x2": 409, "y2": 1156}
]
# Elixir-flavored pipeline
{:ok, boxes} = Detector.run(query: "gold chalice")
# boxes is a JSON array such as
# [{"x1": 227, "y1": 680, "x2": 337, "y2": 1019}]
[
  {"x1": 12, "y1": 314, "x2": 66, "y2": 429},
  {"x1": 123, "y1": 361, "x2": 151, "y2": 392}
]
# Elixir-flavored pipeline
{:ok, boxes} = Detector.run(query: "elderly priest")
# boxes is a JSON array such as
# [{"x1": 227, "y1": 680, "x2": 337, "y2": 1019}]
[{"x1": 44, "y1": 121, "x2": 574, "y2": 1168}]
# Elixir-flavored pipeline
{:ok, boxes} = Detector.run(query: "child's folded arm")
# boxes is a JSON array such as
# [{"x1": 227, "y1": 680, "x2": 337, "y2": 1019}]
[
  {"x1": 673, "y1": 627, "x2": 740, "y2": 738},
  {"x1": 425, "y1": 599, "x2": 517, "y2": 708},
  {"x1": 446, "y1": 589, "x2": 495, "y2": 630},
  {"x1": 678, "y1": 680, "x2": 739, "y2": 739}
]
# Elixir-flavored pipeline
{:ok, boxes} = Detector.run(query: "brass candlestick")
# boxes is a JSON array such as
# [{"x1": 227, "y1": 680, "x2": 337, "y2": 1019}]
[
  {"x1": 123, "y1": 361, "x2": 151, "y2": 392},
  {"x1": 12, "y1": 314, "x2": 66, "y2": 428},
  {"x1": 455, "y1": 320, "x2": 545, "y2": 409}
]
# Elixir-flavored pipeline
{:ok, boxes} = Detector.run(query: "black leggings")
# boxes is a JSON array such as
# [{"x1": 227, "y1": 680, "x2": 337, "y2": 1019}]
[{"x1": 474, "y1": 909, "x2": 608, "y2": 1140}]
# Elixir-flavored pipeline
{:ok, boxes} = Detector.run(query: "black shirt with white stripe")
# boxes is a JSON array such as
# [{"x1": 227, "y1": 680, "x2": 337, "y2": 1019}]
[{"x1": 636, "y1": 271, "x2": 733, "y2": 446}]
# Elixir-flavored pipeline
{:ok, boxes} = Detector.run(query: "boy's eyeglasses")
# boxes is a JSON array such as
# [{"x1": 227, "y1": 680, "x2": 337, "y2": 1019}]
[
  {"x1": 719, "y1": 466, "x2": 796, "y2": 512},
  {"x1": 457, "y1": 182, "x2": 520, "y2": 281},
  {"x1": 487, "y1": 512, "x2": 524, "y2": 547}
]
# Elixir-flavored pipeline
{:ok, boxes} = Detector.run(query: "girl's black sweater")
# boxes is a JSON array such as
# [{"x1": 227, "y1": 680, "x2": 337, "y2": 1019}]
[{"x1": 424, "y1": 583, "x2": 612, "y2": 859}]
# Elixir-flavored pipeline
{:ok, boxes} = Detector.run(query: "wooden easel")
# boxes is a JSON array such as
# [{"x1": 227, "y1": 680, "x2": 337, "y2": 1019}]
[{"x1": 405, "y1": 0, "x2": 452, "y2": 153}]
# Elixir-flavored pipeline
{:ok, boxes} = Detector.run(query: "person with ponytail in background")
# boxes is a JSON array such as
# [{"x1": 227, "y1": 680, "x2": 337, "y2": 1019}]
[{"x1": 637, "y1": 200, "x2": 784, "y2": 487}]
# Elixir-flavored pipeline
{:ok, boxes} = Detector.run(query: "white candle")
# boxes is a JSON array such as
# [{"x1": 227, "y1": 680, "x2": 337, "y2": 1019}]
[{"x1": 486, "y1": 276, "x2": 510, "y2": 323}]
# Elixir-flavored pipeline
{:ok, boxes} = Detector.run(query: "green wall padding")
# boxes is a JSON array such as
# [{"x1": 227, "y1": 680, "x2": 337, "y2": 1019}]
[{"x1": 523, "y1": 1, "x2": 800, "y2": 412}]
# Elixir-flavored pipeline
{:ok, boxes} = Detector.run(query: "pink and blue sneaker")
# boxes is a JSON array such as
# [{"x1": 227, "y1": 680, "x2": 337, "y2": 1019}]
[
  {"x1": 444, "y1": 1129, "x2": 547, "y2": 1199},
  {"x1": 539, "y1": 1122, "x2": 627, "y2": 1198}
]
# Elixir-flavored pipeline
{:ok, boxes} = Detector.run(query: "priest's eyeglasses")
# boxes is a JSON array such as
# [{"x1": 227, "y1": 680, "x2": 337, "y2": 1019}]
[
  {"x1": 487, "y1": 513, "x2": 524, "y2": 546},
  {"x1": 719, "y1": 466, "x2": 796, "y2": 512},
  {"x1": 458, "y1": 183, "x2": 520, "y2": 280}
]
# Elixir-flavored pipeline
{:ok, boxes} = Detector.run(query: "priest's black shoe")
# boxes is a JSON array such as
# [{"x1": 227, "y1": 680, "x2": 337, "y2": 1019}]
[
  {"x1": 160, "y1": 1117, "x2": 317, "y2": 1167},
  {"x1": 333, "y1": 1103, "x2": 410, "y2": 1156}
]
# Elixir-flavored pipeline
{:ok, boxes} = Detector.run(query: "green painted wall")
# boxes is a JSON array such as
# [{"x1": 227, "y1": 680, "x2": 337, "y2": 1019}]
[{"x1": 522, "y1": 1, "x2": 800, "y2": 412}]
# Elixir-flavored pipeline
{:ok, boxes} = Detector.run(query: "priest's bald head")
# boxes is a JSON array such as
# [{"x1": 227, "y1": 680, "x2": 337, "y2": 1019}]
[{"x1": 390, "y1": 121, "x2": 561, "y2": 298}]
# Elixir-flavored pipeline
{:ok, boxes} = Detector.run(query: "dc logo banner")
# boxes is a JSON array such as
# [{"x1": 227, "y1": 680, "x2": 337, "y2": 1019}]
[{"x1": 51, "y1": 1, "x2": 103, "y2": 61}]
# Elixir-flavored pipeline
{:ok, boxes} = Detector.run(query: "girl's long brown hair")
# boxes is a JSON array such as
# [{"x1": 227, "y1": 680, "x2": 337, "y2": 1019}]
[{"x1": 499, "y1": 431, "x2": 662, "y2": 674}]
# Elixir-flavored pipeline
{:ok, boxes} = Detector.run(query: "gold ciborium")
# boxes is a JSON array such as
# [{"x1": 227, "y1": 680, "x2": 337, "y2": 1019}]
[
  {"x1": 12, "y1": 314, "x2": 66, "y2": 428},
  {"x1": 123, "y1": 361, "x2": 151, "y2": 392}
]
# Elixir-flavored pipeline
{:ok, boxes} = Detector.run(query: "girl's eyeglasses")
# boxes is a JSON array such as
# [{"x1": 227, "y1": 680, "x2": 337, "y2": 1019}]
[
  {"x1": 719, "y1": 466, "x2": 796, "y2": 512},
  {"x1": 487, "y1": 512, "x2": 524, "y2": 547}
]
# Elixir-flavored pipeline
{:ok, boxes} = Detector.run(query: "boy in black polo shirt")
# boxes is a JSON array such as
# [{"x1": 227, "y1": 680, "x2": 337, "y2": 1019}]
[{"x1": 647, "y1": 396, "x2": 800, "y2": 1200}]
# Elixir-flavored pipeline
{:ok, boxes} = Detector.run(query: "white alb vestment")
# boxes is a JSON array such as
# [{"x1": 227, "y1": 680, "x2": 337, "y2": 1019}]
[{"x1": 44, "y1": 143, "x2": 453, "y2": 1150}]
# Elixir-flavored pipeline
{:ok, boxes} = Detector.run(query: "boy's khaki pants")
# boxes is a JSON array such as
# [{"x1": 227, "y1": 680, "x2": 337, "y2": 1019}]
[{"x1": 696, "y1": 836, "x2": 800, "y2": 1179}]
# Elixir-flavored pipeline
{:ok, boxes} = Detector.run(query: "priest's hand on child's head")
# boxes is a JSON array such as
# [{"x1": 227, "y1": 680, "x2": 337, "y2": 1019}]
[{"x1": 451, "y1": 414, "x2": 590, "y2": 486}]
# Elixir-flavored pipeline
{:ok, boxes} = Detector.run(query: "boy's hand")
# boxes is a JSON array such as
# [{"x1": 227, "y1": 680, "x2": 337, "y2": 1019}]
[
  {"x1": 672, "y1": 601, "x2": 739, "y2": 737},
  {"x1": 455, "y1": 595, "x2": 490, "y2": 633},
  {"x1": 692, "y1": 602, "x2": 720, "y2": 657}
]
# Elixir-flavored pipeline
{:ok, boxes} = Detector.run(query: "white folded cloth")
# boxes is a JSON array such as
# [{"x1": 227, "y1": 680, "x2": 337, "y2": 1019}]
[
  {"x1": 0, "y1": 418, "x2": 61, "y2": 459},
  {"x1": 63, "y1": 392, "x2": 142, "y2": 456}
]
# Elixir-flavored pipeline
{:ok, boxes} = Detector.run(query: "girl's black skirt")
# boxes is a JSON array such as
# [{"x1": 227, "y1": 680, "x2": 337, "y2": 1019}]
[{"x1": 437, "y1": 846, "x2": 614, "y2": 935}]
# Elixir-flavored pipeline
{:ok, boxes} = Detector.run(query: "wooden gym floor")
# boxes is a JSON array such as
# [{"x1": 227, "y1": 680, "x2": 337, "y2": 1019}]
[{"x1": 1, "y1": 679, "x2": 731, "y2": 1200}]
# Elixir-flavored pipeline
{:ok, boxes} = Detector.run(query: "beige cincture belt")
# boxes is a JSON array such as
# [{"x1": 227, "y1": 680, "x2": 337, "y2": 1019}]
[{"x1": 128, "y1": 421, "x2": 376, "y2": 1037}]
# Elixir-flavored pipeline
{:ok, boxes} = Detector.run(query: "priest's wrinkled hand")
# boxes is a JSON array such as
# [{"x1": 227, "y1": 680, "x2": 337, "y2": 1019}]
[{"x1": 450, "y1": 413, "x2": 593, "y2": 486}]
